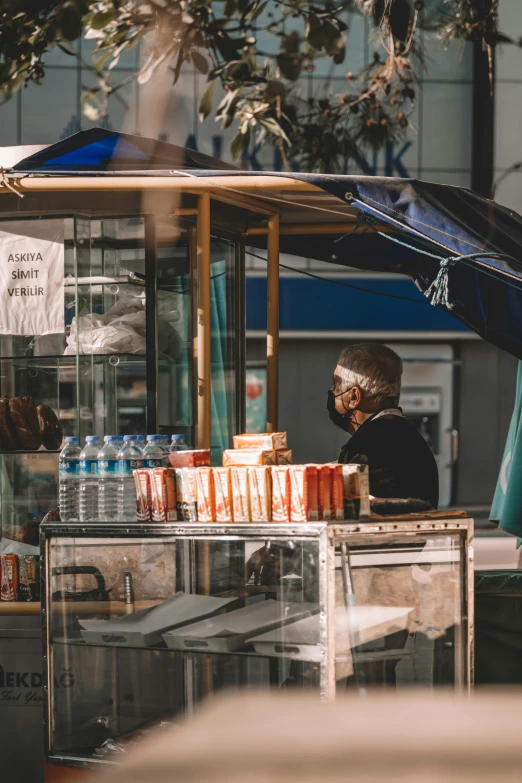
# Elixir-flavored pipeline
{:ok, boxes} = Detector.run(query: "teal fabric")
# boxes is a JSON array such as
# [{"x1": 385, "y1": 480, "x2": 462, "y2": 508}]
[
  {"x1": 210, "y1": 260, "x2": 232, "y2": 464},
  {"x1": 491, "y1": 361, "x2": 522, "y2": 539}
]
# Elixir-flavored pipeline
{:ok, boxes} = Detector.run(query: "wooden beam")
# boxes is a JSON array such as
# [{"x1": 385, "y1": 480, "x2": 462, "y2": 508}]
[
  {"x1": 246, "y1": 222, "x2": 391, "y2": 236},
  {"x1": 197, "y1": 192, "x2": 211, "y2": 451},
  {"x1": 266, "y1": 213, "x2": 280, "y2": 433}
]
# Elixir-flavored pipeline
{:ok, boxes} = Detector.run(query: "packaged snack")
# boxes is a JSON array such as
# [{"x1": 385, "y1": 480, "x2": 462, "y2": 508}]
[
  {"x1": 151, "y1": 468, "x2": 177, "y2": 522},
  {"x1": 275, "y1": 449, "x2": 293, "y2": 465},
  {"x1": 342, "y1": 464, "x2": 371, "y2": 520},
  {"x1": 213, "y1": 467, "x2": 233, "y2": 523},
  {"x1": 168, "y1": 449, "x2": 211, "y2": 468},
  {"x1": 223, "y1": 449, "x2": 276, "y2": 467},
  {"x1": 248, "y1": 466, "x2": 272, "y2": 522},
  {"x1": 233, "y1": 432, "x2": 288, "y2": 451},
  {"x1": 1, "y1": 554, "x2": 19, "y2": 601},
  {"x1": 289, "y1": 466, "x2": 319, "y2": 522},
  {"x1": 18, "y1": 555, "x2": 40, "y2": 602},
  {"x1": 330, "y1": 465, "x2": 345, "y2": 521},
  {"x1": 133, "y1": 469, "x2": 152, "y2": 522},
  {"x1": 195, "y1": 467, "x2": 215, "y2": 523},
  {"x1": 230, "y1": 467, "x2": 251, "y2": 522},
  {"x1": 271, "y1": 466, "x2": 290, "y2": 522},
  {"x1": 319, "y1": 465, "x2": 332, "y2": 521},
  {"x1": 175, "y1": 468, "x2": 198, "y2": 522}
]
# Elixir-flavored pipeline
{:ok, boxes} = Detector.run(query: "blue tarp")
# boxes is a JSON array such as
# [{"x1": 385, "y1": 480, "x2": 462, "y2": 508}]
[{"x1": 12, "y1": 128, "x2": 522, "y2": 360}]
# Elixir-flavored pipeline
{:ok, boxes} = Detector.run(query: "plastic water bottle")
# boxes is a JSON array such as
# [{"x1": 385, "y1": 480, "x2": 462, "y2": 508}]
[
  {"x1": 79, "y1": 436, "x2": 101, "y2": 522},
  {"x1": 98, "y1": 436, "x2": 120, "y2": 522},
  {"x1": 143, "y1": 435, "x2": 167, "y2": 468},
  {"x1": 170, "y1": 434, "x2": 188, "y2": 452},
  {"x1": 59, "y1": 437, "x2": 81, "y2": 521},
  {"x1": 117, "y1": 436, "x2": 145, "y2": 522}
]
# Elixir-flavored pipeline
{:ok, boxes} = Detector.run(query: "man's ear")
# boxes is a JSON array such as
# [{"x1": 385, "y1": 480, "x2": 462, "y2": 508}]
[{"x1": 349, "y1": 386, "x2": 362, "y2": 408}]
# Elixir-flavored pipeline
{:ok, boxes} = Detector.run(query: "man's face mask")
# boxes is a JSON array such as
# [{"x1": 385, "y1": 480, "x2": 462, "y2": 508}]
[{"x1": 327, "y1": 387, "x2": 353, "y2": 432}]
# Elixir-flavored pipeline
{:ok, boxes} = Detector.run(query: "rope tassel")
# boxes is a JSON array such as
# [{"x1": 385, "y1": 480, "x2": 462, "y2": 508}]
[{"x1": 424, "y1": 257, "x2": 458, "y2": 309}]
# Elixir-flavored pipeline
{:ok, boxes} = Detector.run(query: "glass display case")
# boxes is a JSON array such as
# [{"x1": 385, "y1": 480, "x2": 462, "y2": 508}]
[
  {"x1": 0, "y1": 213, "x2": 244, "y2": 543},
  {"x1": 41, "y1": 517, "x2": 473, "y2": 769}
]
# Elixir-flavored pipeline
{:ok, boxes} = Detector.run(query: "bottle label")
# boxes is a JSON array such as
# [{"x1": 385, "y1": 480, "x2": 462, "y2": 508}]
[
  {"x1": 59, "y1": 459, "x2": 79, "y2": 477},
  {"x1": 98, "y1": 459, "x2": 118, "y2": 476},
  {"x1": 145, "y1": 457, "x2": 165, "y2": 469},
  {"x1": 79, "y1": 459, "x2": 98, "y2": 476},
  {"x1": 118, "y1": 458, "x2": 145, "y2": 476}
]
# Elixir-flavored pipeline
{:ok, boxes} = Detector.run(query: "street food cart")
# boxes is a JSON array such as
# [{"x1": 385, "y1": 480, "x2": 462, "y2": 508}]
[{"x1": 4, "y1": 128, "x2": 513, "y2": 778}]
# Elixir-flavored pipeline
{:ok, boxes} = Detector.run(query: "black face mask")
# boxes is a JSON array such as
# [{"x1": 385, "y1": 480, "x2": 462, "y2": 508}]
[{"x1": 327, "y1": 389, "x2": 351, "y2": 432}]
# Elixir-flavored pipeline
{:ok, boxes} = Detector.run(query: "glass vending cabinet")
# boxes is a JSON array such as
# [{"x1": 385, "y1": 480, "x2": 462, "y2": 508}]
[
  {"x1": 0, "y1": 212, "x2": 244, "y2": 544},
  {"x1": 41, "y1": 517, "x2": 473, "y2": 769}
]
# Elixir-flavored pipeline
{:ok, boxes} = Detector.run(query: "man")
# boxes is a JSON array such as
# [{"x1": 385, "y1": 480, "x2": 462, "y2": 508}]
[{"x1": 327, "y1": 343, "x2": 439, "y2": 508}]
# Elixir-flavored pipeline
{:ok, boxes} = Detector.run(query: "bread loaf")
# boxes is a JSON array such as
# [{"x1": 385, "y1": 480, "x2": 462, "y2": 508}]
[{"x1": 37, "y1": 404, "x2": 63, "y2": 450}]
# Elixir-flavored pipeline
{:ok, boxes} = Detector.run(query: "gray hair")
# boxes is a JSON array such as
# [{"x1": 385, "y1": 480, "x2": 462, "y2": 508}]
[{"x1": 337, "y1": 344, "x2": 402, "y2": 409}]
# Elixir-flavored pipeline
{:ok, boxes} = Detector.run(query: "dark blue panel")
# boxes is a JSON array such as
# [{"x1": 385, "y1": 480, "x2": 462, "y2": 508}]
[{"x1": 246, "y1": 276, "x2": 469, "y2": 332}]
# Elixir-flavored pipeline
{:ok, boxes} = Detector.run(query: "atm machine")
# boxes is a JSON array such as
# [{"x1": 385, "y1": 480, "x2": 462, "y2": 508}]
[{"x1": 390, "y1": 343, "x2": 456, "y2": 508}]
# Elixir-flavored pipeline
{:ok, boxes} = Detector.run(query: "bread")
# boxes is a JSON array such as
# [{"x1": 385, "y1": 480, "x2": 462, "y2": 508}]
[
  {"x1": 9, "y1": 396, "x2": 42, "y2": 450},
  {"x1": 37, "y1": 404, "x2": 63, "y2": 450},
  {"x1": 0, "y1": 396, "x2": 18, "y2": 451}
]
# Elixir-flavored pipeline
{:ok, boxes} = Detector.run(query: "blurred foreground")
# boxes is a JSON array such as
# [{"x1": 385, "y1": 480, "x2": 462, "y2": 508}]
[{"x1": 88, "y1": 690, "x2": 521, "y2": 783}]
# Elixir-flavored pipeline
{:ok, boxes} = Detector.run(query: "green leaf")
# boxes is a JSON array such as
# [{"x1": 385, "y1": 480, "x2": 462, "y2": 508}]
[
  {"x1": 192, "y1": 50, "x2": 209, "y2": 75},
  {"x1": 264, "y1": 79, "x2": 285, "y2": 100},
  {"x1": 307, "y1": 15, "x2": 324, "y2": 51},
  {"x1": 224, "y1": 0, "x2": 237, "y2": 16},
  {"x1": 56, "y1": 2, "x2": 83, "y2": 42},
  {"x1": 198, "y1": 78, "x2": 216, "y2": 121},
  {"x1": 333, "y1": 41, "x2": 346, "y2": 65},
  {"x1": 90, "y1": 9, "x2": 117, "y2": 31},
  {"x1": 276, "y1": 52, "x2": 302, "y2": 81},
  {"x1": 251, "y1": 1, "x2": 269, "y2": 21},
  {"x1": 230, "y1": 126, "x2": 250, "y2": 159}
]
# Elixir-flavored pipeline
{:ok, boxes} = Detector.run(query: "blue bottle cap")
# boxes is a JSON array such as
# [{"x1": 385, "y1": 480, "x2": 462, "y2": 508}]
[
  {"x1": 86, "y1": 436, "x2": 100, "y2": 443},
  {"x1": 104, "y1": 435, "x2": 118, "y2": 442},
  {"x1": 171, "y1": 434, "x2": 185, "y2": 442},
  {"x1": 146, "y1": 434, "x2": 162, "y2": 440},
  {"x1": 123, "y1": 435, "x2": 134, "y2": 441},
  {"x1": 135, "y1": 435, "x2": 145, "y2": 441},
  {"x1": 65, "y1": 436, "x2": 79, "y2": 443}
]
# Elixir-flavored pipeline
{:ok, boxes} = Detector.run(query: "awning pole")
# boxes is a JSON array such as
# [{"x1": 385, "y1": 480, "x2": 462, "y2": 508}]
[
  {"x1": 197, "y1": 192, "x2": 211, "y2": 450},
  {"x1": 266, "y1": 213, "x2": 280, "y2": 433}
]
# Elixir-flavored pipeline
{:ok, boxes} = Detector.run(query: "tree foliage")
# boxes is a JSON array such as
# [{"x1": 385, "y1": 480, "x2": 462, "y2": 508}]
[{"x1": 0, "y1": 0, "x2": 513, "y2": 170}]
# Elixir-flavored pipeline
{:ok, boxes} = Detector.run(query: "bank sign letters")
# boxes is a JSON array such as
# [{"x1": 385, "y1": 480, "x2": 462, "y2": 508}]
[{"x1": 0, "y1": 219, "x2": 65, "y2": 336}]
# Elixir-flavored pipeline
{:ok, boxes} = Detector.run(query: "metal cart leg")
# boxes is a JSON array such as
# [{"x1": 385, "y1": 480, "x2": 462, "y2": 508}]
[{"x1": 340, "y1": 541, "x2": 366, "y2": 693}]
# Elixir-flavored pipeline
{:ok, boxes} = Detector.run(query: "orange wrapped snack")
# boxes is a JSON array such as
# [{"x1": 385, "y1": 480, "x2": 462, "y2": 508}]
[
  {"x1": 223, "y1": 449, "x2": 276, "y2": 467},
  {"x1": 331, "y1": 465, "x2": 345, "y2": 521},
  {"x1": 168, "y1": 449, "x2": 210, "y2": 468},
  {"x1": 289, "y1": 465, "x2": 319, "y2": 522},
  {"x1": 271, "y1": 466, "x2": 290, "y2": 522},
  {"x1": 213, "y1": 467, "x2": 233, "y2": 523},
  {"x1": 275, "y1": 449, "x2": 293, "y2": 465},
  {"x1": 150, "y1": 468, "x2": 177, "y2": 522},
  {"x1": 342, "y1": 464, "x2": 370, "y2": 520},
  {"x1": 319, "y1": 465, "x2": 332, "y2": 521},
  {"x1": 195, "y1": 467, "x2": 215, "y2": 523},
  {"x1": 134, "y1": 469, "x2": 152, "y2": 522},
  {"x1": 231, "y1": 467, "x2": 251, "y2": 522},
  {"x1": 175, "y1": 468, "x2": 198, "y2": 522},
  {"x1": 248, "y1": 466, "x2": 272, "y2": 522},
  {"x1": 233, "y1": 432, "x2": 288, "y2": 451}
]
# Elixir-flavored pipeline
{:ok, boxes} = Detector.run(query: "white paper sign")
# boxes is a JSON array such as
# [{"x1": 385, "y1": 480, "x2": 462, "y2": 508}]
[{"x1": 0, "y1": 219, "x2": 64, "y2": 335}]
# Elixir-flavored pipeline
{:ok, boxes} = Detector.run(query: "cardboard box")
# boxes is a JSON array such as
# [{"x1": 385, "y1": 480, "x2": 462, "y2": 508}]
[
  {"x1": 175, "y1": 468, "x2": 198, "y2": 522},
  {"x1": 213, "y1": 467, "x2": 233, "y2": 523},
  {"x1": 276, "y1": 449, "x2": 293, "y2": 465},
  {"x1": 195, "y1": 467, "x2": 215, "y2": 523},
  {"x1": 319, "y1": 465, "x2": 332, "y2": 521},
  {"x1": 271, "y1": 466, "x2": 290, "y2": 522},
  {"x1": 79, "y1": 592, "x2": 236, "y2": 648},
  {"x1": 163, "y1": 599, "x2": 317, "y2": 653},
  {"x1": 233, "y1": 432, "x2": 288, "y2": 451},
  {"x1": 289, "y1": 465, "x2": 319, "y2": 522},
  {"x1": 150, "y1": 468, "x2": 177, "y2": 522},
  {"x1": 342, "y1": 463, "x2": 371, "y2": 519},
  {"x1": 248, "y1": 466, "x2": 272, "y2": 522},
  {"x1": 134, "y1": 469, "x2": 152, "y2": 522},
  {"x1": 231, "y1": 466, "x2": 251, "y2": 522},
  {"x1": 168, "y1": 449, "x2": 211, "y2": 468},
  {"x1": 223, "y1": 449, "x2": 277, "y2": 467}
]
